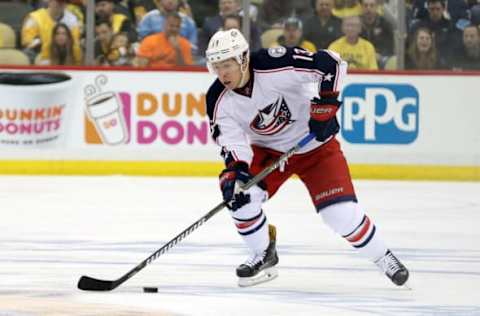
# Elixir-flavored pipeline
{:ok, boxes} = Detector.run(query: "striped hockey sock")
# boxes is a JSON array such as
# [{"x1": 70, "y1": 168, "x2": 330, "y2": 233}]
[
  {"x1": 343, "y1": 215, "x2": 376, "y2": 249},
  {"x1": 342, "y1": 214, "x2": 386, "y2": 260},
  {"x1": 232, "y1": 209, "x2": 269, "y2": 254}
]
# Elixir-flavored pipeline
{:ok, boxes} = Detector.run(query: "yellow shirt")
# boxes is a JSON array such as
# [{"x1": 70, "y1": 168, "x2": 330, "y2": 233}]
[
  {"x1": 66, "y1": 4, "x2": 83, "y2": 23},
  {"x1": 332, "y1": 3, "x2": 362, "y2": 18},
  {"x1": 111, "y1": 14, "x2": 127, "y2": 34},
  {"x1": 21, "y1": 8, "x2": 82, "y2": 64},
  {"x1": 328, "y1": 36, "x2": 378, "y2": 70}
]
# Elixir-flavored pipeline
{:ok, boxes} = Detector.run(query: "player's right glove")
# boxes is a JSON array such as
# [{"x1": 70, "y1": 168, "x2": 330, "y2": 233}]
[
  {"x1": 219, "y1": 161, "x2": 254, "y2": 211},
  {"x1": 308, "y1": 92, "x2": 341, "y2": 142}
]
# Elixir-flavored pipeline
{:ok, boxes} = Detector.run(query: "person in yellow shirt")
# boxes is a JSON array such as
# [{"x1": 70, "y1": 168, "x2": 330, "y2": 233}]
[
  {"x1": 328, "y1": 15, "x2": 378, "y2": 70},
  {"x1": 35, "y1": 23, "x2": 80, "y2": 65},
  {"x1": 271, "y1": 17, "x2": 317, "y2": 52},
  {"x1": 21, "y1": 0, "x2": 81, "y2": 63}
]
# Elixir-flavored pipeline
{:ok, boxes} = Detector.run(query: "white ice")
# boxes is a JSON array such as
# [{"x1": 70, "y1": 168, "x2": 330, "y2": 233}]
[{"x1": 0, "y1": 176, "x2": 479, "y2": 315}]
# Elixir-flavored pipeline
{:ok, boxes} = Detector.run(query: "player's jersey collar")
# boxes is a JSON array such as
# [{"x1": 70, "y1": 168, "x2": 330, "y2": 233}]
[{"x1": 233, "y1": 68, "x2": 254, "y2": 98}]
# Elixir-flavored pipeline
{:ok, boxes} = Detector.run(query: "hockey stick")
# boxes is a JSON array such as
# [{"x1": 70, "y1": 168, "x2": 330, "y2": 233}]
[{"x1": 77, "y1": 132, "x2": 316, "y2": 291}]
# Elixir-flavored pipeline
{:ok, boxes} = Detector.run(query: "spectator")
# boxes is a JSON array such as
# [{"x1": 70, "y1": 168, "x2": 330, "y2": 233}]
[
  {"x1": 293, "y1": 0, "x2": 315, "y2": 20},
  {"x1": 132, "y1": 0, "x2": 194, "y2": 23},
  {"x1": 360, "y1": 0, "x2": 394, "y2": 68},
  {"x1": 106, "y1": 32, "x2": 135, "y2": 66},
  {"x1": 451, "y1": 25, "x2": 480, "y2": 70},
  {"x1": 332, "y1": 0, "x2": 362, "y2": 18},
  {"x1": 94, "y1": 19, "x2": 114, "y2": 65},
  {"x1": 188, "y1": 0, "x2": 221, "y2": 27},
  {"x1": 256, "y1": 0, "x2": 295, "y2": 31},
  {"x1": 95, "y1": 0, "x2": 137, "y2": 42},
  {"x1": 304, "y1": 0, "x2": 343, "y2": 49},
  {"x1": 21, "y1": 0, "x2": 81, "y2": 63},
  {"x1": 223, "y1": 14, "x2": 242, "y2": 31},
  {"x1": 137, "y1": 0, "x2": 197, "y2": 54},
  {"x1": 271, "y1": 17, "x2": 317, "y2": 52},
  {"x1": 447, "y1": 0, "x2": 470, "y2": 24},
  {"x1": 328, "y1": 15, "x2": 378, "y2": 70},
  {"x1": 36, "y1": 23, "x2": 79, "y2": 65},
  {"x1": 200, "y1": 0, "x2": 261, "y2": 54},
  {"x1": 411, "y1": 0, "x2": 429, "y2": 20},
  {"x1": 412, "y1": 0, "x2": 469, "y2": 25},
  {"x1": 135, "y1": 11, "x2": 192, "y2": 67},
  {"x1": 409, "y1": 0, "x2": 457, "y2": 60},
  {"x1": 405, "y1": 27, "x2": 448, "y2": 69}
]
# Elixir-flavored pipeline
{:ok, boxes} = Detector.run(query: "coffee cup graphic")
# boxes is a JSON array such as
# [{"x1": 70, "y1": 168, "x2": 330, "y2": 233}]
[
  {"x1": 0, "y1": 72, "x2": 72, "y2": 147},
  {"x1": 85, "y1": 91, "x2": 128, "y2": 145}
]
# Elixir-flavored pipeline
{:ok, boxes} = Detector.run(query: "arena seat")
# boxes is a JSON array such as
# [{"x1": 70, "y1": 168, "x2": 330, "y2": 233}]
[
  {"x1": 0, "y1": 23, "x2": 16, "y2": 48},
  {"x1": 0, "y1": 48, "x2": 30, "y2": 65}
]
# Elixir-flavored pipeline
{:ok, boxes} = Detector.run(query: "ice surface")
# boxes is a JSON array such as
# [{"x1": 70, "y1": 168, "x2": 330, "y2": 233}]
[{"x1": 0, "y1": 176, "x2": 479, "y2": 315}]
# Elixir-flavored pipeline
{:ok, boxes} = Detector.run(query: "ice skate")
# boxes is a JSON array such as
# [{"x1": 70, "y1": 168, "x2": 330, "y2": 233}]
[
  {"x1": 375, "y1": 249, "x2": 410, "y2": 287},
  {"x1": 237, "y1": 224, "x2": 279, "y2": 287}
]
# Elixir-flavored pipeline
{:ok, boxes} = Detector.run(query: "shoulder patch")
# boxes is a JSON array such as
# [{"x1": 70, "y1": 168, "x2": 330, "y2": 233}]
[
  {"x1": 251, "y1": 47, "x2": 294, "y2": 71},
  {"x1": 268, "y1": 46, "x2": 287, "y2": 58}
]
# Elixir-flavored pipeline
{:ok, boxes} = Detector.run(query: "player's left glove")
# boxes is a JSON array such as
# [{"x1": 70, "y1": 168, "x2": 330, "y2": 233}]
[
  {"x1": 308, "y1": 92, "x2": 342, "y2": 142},
  {"x1": 219, "y1": 161, "x2": 254, "y2": 211}
]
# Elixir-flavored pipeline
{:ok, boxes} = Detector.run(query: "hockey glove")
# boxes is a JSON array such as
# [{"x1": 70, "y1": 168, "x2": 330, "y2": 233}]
[
  {"x1": 219, "y1": 161, "x2": 254, "y2": 211},
  {"x1": 308, "y1": 92, "x2": 342, "y2": 142}
]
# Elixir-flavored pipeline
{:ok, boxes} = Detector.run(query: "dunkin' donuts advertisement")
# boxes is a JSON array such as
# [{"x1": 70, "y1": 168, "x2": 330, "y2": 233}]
[
  {"x1": 0, "y1": 72, "x2": 73, "y2": 147},
  {"x1": 81, "y1": 72, "x2": 211, "y2": 150},
  {"x1": 0, "y1": 70, "x2": 215, "y2": 158}
]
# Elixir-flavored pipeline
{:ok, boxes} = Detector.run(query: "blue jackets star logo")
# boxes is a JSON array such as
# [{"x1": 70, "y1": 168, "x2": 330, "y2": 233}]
[{"x1": 250, "y1": 97, "x2": 294, "y2": 135}]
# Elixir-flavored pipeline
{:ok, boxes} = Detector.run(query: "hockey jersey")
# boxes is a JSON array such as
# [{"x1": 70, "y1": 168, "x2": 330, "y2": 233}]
[{"x1": 206, "y1": 46, "x2": 347, "y2": 166}]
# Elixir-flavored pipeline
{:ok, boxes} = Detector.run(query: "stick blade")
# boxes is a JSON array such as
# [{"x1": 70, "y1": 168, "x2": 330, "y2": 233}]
[{"x1": 77, "y1": 275, "x2": 117, "y2": 291}]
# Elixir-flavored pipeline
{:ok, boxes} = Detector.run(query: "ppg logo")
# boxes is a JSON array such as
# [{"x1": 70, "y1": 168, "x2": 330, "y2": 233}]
[{"x1": 341, "y1": 84, "x2": 419, "y2": 144}]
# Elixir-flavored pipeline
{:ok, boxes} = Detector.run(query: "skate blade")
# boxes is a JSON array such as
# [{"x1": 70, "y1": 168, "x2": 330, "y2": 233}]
[
  {"x1": 401, "y1": 281, "x2": 412, "y2": 290},
  {"x1": 238, "y1": 267, "x2": 278, "y2": 287}
]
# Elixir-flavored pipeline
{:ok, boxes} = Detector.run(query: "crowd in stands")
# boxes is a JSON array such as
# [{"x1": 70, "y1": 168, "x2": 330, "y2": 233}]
[{"x1": 0, "y1": 0, "x2": 478, "y2": 70}]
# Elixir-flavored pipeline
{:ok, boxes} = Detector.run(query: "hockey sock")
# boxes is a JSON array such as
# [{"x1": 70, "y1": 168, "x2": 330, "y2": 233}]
[
  {"x1": 231, "y1": 208, "x2": 269, "y2": 255},
  {"x1": 320, "y1": 201, "x2": 387, "y2": 261}
]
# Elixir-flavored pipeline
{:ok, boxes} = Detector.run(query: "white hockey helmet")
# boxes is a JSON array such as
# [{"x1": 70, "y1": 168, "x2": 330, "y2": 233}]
[{"x1": 205, "y1": 28, "x2": 250, "y2": 74}]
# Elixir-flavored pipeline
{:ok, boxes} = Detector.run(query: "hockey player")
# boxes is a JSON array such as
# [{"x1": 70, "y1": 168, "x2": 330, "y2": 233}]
[{"x1": 205, "y1": 28, "x2": 409, "y2": 287}]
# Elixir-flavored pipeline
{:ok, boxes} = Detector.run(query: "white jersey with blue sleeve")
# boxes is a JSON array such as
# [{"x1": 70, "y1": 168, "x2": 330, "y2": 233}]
[{"x1": 206, "y1": 46, "x2": 348, "y2": 166}]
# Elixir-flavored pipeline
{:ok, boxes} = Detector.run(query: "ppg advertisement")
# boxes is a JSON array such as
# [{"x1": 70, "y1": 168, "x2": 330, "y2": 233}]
[{"x1": 341, "y1": 83, "x2": 419, "y2": 144}]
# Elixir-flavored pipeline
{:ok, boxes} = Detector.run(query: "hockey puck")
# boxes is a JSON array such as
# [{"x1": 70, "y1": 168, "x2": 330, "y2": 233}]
[{"x1": 143, "y1": 287, "x2": 158, "y2": 293}]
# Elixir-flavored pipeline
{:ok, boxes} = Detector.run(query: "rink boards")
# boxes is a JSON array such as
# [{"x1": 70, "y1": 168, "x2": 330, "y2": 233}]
[{"x1": 0, "y1": 66, "x2": 479, "y2": 181}]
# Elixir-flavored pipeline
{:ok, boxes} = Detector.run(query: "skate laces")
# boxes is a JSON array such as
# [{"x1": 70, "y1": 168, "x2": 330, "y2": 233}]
[
  {"x1": 244, "y1": 251, "x2": 266, "y2": 267},
  {"x1": 375, "y1": 251, "x2": 401, "y2": 276}
]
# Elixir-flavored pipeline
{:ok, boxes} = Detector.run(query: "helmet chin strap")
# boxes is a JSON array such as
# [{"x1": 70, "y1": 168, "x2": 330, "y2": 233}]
[{"x1": 236, "y1": 56, "x2": 250, "y2": 89}]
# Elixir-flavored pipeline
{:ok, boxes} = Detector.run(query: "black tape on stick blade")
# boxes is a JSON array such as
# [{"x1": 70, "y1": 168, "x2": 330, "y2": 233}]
[{"x1": 143, "y1": 287, "x2": 158, "y2": 293}]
